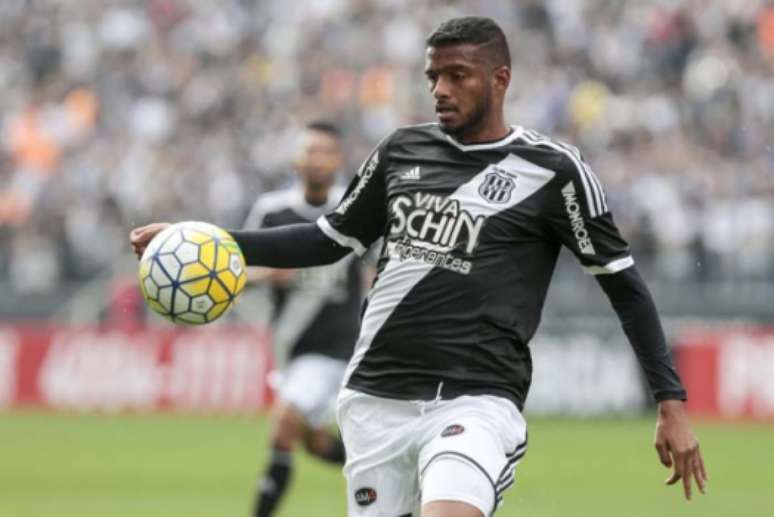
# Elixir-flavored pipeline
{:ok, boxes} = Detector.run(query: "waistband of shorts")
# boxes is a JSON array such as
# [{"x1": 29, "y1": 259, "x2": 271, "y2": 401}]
[{"x1": 345, "y1": 378, "x2": 526, "y2": 412}]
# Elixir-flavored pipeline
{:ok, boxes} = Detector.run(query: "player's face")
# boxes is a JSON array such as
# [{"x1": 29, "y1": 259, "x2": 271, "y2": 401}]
[
  {"x1": 295, "y1": 130, "x2": 343, "y2": 191},
  {"x1": 425, "y1": 44, "x2": 499, "y2": 137}
]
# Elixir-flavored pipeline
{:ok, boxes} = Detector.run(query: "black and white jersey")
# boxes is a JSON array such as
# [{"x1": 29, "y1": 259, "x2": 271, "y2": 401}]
[
  {"x1": 317, "y1": 124, "x2": 633, "y2": 410},
  {"x1": 244, "y1": 186, "x2": 361, "y2": 361}
]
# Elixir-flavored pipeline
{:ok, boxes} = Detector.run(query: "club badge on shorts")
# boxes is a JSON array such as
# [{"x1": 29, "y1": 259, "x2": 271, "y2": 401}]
[
  {"x1": 441, "y1": 424, "x2": 465, "y2": 437},
  {"x1": 354, "y1": 487, "x2": 377, "y2": 506}
]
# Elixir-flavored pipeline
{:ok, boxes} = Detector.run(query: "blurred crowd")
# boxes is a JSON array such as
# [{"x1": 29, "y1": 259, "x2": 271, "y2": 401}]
[{"x1": 1, "y1": 0, "x2": 773, "y2": 298}]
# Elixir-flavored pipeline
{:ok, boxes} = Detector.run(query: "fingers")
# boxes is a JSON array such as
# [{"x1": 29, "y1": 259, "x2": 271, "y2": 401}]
[
  {"x1": 681, "y1": 454, "x2": 693, "y2": 500},
  {"x1": 129, "y1": 228, "x2": 147, "y2": 258},
  {"x1": 693, "y1": 448, "x2": 707, "y2": 494},
  {"x1": 698, "y1": 448, "x2": 708, "y2": 481},
  {"x1": 692, "y1": 456, "x2": 705, "y2": 495},
  {"x1": 654, "y1": 409, "x2": 707, "y2": 501},
  {"x1": 130, "y1": 225, "x2": 156, "y2": 244},
  {"x1": 129, "y1": 223, "x2": 169, "y2": 259},
  {"x1": 664, "y1": 446, "x2": 707, "y2": 500},
  {"x1": 665, "y1": 469, "x2": 680, "y2": 485},
  {"x1": 655, "y1": 442, "x2": 672, "y2": 468},
  {"x1": 130, "y1": 235, "x2": 149, "y2": 259}
]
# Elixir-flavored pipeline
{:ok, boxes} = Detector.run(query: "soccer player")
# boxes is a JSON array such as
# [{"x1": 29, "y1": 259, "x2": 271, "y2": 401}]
[
  {"x1": 243, "y1": 121, "x2": 360, "y2": 517},
  {"x1": 132, "y1": 17, "x2": 707, "y2": 517}
]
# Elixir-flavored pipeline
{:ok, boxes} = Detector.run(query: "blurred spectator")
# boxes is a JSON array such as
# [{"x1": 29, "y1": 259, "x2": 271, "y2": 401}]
[{"x1": 0, "y1": 0, "x2": 772, "y2": 300}]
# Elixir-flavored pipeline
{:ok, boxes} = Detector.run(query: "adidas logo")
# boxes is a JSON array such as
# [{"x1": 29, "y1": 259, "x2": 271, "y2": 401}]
[{"x1": 400, "y1": 166, "x2": 421, "y2": 181}]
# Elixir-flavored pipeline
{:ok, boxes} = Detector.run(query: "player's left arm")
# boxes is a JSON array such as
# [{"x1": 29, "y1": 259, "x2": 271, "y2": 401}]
[{"x1": 543, "y1": 151, "x2": 707, "y2": 500}]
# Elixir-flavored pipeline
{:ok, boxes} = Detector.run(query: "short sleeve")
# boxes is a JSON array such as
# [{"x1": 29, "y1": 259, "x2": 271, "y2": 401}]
[
  {"x1": 543, "y1": 154, "x2": 634, "y2": 275},
  {"x1": 316, "y1": 138, "x2": 389, "y2": 256}
]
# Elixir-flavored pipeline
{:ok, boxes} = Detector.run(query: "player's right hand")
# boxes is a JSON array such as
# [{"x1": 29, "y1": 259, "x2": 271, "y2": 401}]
[{"x1": 129, "y1": 222, "x2": 170, "y2": 259}]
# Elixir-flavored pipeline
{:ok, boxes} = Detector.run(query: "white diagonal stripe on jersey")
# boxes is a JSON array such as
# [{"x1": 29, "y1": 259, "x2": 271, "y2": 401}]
[
  {"x1": 520, "y1": 131, "x2": 605, "y2": 217},
  {"x1": 342, "y1": 257, "x2": 434, "y2": 384},
  {"x1": 448, "y1": 152, "x2": 555, "y2": 219},
  {"x1": 343, "y1": 151, "x2": 556, "y2": 385}
]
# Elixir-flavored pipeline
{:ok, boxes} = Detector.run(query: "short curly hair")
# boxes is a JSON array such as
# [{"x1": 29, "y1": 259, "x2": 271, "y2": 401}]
[{"x1": 426, "y1": 16, "x2": 511, "y2": 68}]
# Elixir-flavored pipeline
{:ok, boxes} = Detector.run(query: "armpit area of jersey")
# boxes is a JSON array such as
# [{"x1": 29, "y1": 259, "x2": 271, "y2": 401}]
[{"x1": 229, "y1": 224, "x2": 349, "y2": 268}]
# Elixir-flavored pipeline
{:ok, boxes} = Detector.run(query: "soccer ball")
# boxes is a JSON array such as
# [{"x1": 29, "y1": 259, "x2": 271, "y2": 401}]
[{"x1": 138, "y1": 221, "x2": 247, "y2": 324}]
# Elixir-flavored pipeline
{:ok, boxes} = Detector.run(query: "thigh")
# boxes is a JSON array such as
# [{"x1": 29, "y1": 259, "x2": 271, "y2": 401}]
[
  {"x1": 418, "y1": 396, "x2": 528, "y2": 516},
  {"x1": 337, "y1": 388, "x2": 421, "y2": 516},
  {"x1": 421, "y1": 456, "x2": 491, "y2": 517},
  {"x1": 279, "y1": 354, "x2": 345, "y2": 427}
]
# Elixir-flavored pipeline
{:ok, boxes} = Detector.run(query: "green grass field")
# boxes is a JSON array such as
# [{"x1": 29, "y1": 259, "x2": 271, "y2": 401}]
[{"x1": 0, "y1": 411, "x2": 771, "y2": 517}]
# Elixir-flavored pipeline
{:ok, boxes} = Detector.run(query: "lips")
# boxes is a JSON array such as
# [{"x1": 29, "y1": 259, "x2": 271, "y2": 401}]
[{"x1": 436, "y1": 105, "x2": 458, "y2": 122}]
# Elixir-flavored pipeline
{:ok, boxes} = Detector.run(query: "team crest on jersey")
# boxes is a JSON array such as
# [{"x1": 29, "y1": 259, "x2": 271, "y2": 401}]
[{"x1": 478, "y1": 168, "x2": 515, "y2": 204}]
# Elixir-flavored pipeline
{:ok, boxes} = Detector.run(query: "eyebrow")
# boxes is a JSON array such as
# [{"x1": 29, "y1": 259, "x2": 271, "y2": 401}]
[{"x1": 424, "y1": 63, "x2": 475, "y2": 75}]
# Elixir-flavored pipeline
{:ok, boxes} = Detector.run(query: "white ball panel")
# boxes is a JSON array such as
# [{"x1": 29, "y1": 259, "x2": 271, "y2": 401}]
[
  {"x1": 150, "y1": 261, "x2": 172, "y2": 287},
  {"x1": 191, "y1": 295, "x2": 214, "y2": 314},
  {"x1": 158, "y1": 253, "x2": 181, "y2": 281},
  {"x1": 142, "y1": 226, "x2": 177, "y2": 258},
  {"x1": 175, "y1": 241, "x2": 199, "y2": 264},
  {"x1": 173, "y1": 290, "x2": 191, "y2": 315},
  {"x1": 229, "y1": 254, "x2": 243, "y2": 275},
  {"x1": 159, "y1": 228, "x2": 184, "y2": 254},
  {"x1": 184, "y1": 221, "x2": 220, "y2": 235},
  {"x1": 177, "y1": 312, "x2": 207, "y2": 324},
  {"x1": 143, "y1": 276, "x2": 159, "y2": 299},
  {"x1": 157, "y1": 286, "x2": 173, "y2": 311}
]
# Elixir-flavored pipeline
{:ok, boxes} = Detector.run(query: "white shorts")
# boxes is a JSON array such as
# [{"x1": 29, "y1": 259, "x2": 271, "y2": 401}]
[
  {"x1": 277, "y1": 354, "x2": 347, "y2": 428},
  {"x1": 336, "y1": 388, "x2": 528, "y2": 517}
]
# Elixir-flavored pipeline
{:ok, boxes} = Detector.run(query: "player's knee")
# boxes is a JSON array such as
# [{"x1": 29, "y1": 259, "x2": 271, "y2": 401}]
[
  {"x1": 303, "y1": 429, "x2": 346, "y2": 463},
  {"x1": 303, "y1": 429, "x2": 327, "y2": 455},
  {"x1": 422, "y1": 500, "x2": 484, "y2": 517},
  {"x1": 270, "y1": 404, "x2": 307, "y2": 450},
  {"x1": 421, "y1": 456, "x2": 492, "y2": 517}
]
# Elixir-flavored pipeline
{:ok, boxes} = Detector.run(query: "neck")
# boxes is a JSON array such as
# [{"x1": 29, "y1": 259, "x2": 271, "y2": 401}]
[
  {"x1": 456, "y1": 110, "x2": 509, "y2": 145},
  {"x1": 304, "y1": 187, "x2": 328, "y2": 206}
]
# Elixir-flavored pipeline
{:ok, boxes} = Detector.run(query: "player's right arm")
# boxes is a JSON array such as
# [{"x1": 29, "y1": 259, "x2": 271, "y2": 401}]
[
  {"x1": 241, "y1": 195, "x2": 298, "y2": 286},
  {"x1": 130, "y1": 139, "x2": 389, "y2": 267},
  {"x1": 129, "y1": 220, "x2": 347, "y2": 265}
]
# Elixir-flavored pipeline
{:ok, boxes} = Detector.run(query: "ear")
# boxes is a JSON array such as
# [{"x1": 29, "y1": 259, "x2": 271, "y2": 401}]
[{"x1": 492, "y1": 65, "x2": 511, "y2": 93}]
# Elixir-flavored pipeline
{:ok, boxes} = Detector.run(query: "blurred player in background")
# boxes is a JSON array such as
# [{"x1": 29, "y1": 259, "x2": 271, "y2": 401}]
[
  {"x1": 243, "y1": 122, "x2": 361, "y2": 517},
  {"x1": 132, "y1": 16, "x2": 707, "y2": 517}
]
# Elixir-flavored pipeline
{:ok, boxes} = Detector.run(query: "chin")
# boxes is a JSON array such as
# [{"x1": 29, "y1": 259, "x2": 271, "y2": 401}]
[{"x1": 438, "y1": 119, "x2": 466, "y2": 136}]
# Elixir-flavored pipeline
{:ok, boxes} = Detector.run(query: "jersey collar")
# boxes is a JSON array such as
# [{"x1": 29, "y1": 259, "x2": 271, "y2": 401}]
[{"x1": 444, "y1": 125, "x2": 524, "y2": 152}]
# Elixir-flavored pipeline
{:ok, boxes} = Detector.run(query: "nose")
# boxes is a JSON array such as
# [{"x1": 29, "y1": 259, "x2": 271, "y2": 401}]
[{"x1": 432, "y1": 76, "x2": 451, "y2": 100}]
